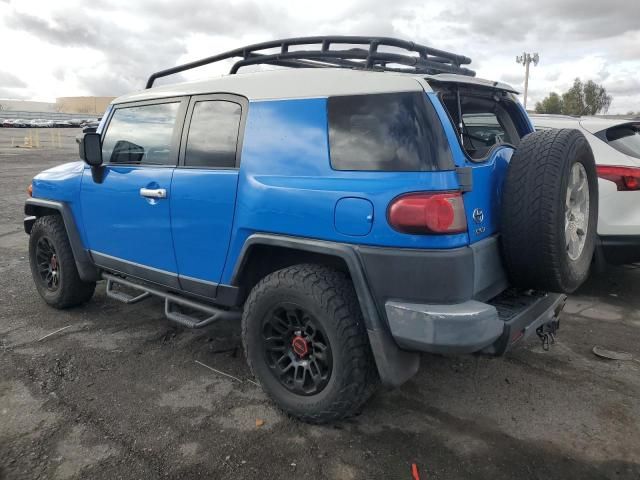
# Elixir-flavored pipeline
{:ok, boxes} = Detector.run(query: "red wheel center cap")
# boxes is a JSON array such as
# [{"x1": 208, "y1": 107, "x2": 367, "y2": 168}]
[{"x1": 292, "y1": 336, "x2": 309, "y2": 358}]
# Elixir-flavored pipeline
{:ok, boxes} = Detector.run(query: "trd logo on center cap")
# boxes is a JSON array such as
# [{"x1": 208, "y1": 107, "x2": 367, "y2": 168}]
[{"x1": 472, "y1": 208, "x2": 484, "y2": 224}]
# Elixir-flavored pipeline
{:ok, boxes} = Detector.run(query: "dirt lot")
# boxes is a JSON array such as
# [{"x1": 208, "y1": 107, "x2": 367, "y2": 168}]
[{"x1": 1, "y1": 127, "x2": 639, "y2": 480}]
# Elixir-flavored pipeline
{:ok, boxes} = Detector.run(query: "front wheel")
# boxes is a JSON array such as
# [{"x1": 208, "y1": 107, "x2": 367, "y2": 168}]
[
  {"x1": 29, "y1": 216, "x2": 96, "y2": 308},
  {"x1": 242, "y1": 264, "x2": 377, "y2": 423}
]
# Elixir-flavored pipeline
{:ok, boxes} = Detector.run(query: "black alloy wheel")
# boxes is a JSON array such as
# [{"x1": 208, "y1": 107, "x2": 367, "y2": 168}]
[
  {"x1": 28, "y1": 215, "x2": 96, "y2": 308},
  {"x1": 35, "y1": 236, "x2": 60, "y2": 291},
  {"x1": 262, "y1": 302, "x2": 333, "y2": 396}
]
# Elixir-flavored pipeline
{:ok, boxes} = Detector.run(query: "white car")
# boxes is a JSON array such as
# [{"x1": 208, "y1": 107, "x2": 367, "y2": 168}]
[
  {"x1": 531, "y1": 114, "x2": 640, "y2": 265},
  {"x1": 29, "y1": 119, "x2": 53, "y2": 128}
]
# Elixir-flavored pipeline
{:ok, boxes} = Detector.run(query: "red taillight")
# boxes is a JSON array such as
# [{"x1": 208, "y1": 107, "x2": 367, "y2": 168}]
[
  {"x1": 597, "y1": 165, "x2": 640, "y2": 191},
  {"x1": 388, "y1": 192, "x2": 467, "y2": 234},
  {"x1": 27, "y1": 184, "x2": 33, "y2": 197}
]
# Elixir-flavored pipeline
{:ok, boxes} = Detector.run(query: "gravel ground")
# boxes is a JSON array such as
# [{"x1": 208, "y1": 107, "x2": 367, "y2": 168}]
[{"x1": 1, "y1": 128, "x2": 639, "y2": 480}]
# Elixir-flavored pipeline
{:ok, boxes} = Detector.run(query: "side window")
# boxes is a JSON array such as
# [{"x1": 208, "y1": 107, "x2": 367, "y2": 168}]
[
  {"x1": 184, "y1": 101, "x2": 242, "y2": 168},
  {"x1": 328, "y1": 92, "x2": 454, "y2": 171},
  {"x1": 102, "y1": 102, "x2": 180, "y2": 166}
]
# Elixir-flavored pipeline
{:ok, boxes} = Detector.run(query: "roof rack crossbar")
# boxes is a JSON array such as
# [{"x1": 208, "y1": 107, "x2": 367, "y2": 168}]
[
  {"x1": 231, "y1": 52, "x2": 366, "y2": 73},
  {"x1": 230, "y1": 50, "x2": 475, "y2": 76},
  {"x1": 145, "y1": 36, "x2": 475, "y2": 88}
]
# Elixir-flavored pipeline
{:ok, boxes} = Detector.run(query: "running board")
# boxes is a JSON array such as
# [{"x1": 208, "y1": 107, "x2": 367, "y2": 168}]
[{"x1": 103, "y1": 273, "x2": 241, "y2": 329}]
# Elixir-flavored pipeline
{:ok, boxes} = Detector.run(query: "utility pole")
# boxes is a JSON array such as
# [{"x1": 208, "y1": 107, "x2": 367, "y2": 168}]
[{"x1": 516, "y1": 52, "x2": 539, "y2": 110}]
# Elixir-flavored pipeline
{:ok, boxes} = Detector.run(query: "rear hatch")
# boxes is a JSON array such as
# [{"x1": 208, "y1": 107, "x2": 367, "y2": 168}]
[{"x1": 427, "y1": 79, "x2": 534, "y2": 243}]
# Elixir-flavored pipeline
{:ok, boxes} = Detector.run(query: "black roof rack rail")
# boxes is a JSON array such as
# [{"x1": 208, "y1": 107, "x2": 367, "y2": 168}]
[{"x1": 145, "y1": 36, "x2": 475, "y2": 89}]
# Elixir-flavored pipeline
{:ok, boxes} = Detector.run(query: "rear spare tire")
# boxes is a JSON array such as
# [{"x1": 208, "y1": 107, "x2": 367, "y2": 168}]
[{"x1": 501, "y1": 128, "x2": 598, "y2": 293}]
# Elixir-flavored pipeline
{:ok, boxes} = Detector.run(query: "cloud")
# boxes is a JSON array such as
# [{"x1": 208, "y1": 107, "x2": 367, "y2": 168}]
[
  {"x1": 0, "y1": 71, "x2": 27, "y2": 88},
  {"x1": 607, "y1": 77, "x2": 640, "y2": 97},
  {"x1": 0, "y1": 87, "x2": 28, "y2": 99},
  {"x1": 438, "y1": 0, "x2": 640, "y2": 44},
  {"x1": 0, "y1": 0, "x2": 638, "y2": 113}
]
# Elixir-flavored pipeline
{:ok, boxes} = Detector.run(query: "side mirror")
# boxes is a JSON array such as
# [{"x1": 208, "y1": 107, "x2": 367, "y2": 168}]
[{"x1": 80, "y1": 132, "x2": 103, "y2": 167}]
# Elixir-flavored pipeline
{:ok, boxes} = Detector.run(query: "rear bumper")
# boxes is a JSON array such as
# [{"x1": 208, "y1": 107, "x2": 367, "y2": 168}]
[
  {"x1": 598, "y1": 234, "x2": 640, "y2": 265},
  {"x1": 385, "y1": 290, "x2": 566, "y2": 355},
  {"x1": 356, "y1": 234, "x2": 566, "y2": 355}
]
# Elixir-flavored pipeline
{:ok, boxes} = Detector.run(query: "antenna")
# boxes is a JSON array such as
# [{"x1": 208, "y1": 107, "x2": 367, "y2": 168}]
[{"x1": 516, "y1": 52, "x2": 540, "y2": 109}]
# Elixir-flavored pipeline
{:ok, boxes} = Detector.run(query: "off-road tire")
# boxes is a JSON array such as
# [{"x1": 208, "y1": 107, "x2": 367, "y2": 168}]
[
  {"x1": 29, "y1": 215, "x2": 96, "y2": 308},
  {"x1": 501, "y1": 128, "x2": 598, "y2": 293},
  {"x1": 242, "y1": 264, "x2": 378, "y2": 423}
]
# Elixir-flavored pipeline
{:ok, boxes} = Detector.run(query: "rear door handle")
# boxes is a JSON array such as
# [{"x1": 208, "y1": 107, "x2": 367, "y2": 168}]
[{"x1": 139, "y1": 188, "x2": 167, "y2": 199}]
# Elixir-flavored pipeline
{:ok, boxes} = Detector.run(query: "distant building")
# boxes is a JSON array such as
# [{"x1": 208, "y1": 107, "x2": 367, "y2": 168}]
[
  {"x1": 0, "y1": 99, "x2": 56, "y2": 113},
  {"x1": 0, "y1": 96, "x2": 115, "y2": 121},
  {"x1": 55, "y1": 97, "x2": 116, "y2": 114}
]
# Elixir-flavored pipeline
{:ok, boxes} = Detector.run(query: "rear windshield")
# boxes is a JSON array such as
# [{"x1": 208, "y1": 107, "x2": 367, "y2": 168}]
[
  {"x1": 605, "y1": 124, "x2": 640, "y2": 159},
  {"x1": 328, "y1": 92, "x2": 454, "y2": 171},
  {"x1": 434, "y1": 85, "x2": 526, "y2": 161},
  {"x1": 462, "y1": 112, "x2": 516, "y2": 147}
]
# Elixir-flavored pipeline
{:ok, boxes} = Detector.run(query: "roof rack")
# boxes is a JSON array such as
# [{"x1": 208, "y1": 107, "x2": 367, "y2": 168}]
[{"x1": 145, "y1": 36, "x2": 475, "y2": 88}]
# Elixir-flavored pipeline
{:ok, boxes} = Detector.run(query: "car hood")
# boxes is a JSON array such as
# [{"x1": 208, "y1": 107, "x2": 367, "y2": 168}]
[{"x1": 35, "y1": 161, "x2": 85, "y2": 179}]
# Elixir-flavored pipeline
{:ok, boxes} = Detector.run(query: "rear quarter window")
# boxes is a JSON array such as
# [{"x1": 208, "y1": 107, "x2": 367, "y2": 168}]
[{"x1": 328, "y1": 92, "x2": 454, "y2": 171}]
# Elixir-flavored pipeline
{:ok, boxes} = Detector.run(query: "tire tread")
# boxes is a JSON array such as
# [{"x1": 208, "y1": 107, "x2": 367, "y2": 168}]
[{"x1": 242, "y1": 264, "x2": 378, "y2": 423}]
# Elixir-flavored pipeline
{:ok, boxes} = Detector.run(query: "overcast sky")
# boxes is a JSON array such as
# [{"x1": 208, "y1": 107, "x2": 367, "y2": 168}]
[{"x1": 1, "y1": 0, "x2": 639, "y2": 113}]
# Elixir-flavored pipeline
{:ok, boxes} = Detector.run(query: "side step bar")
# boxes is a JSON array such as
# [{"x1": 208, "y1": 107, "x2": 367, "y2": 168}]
[{"x1": 103, "y1": 273, "x2": 241, "y2": 329}]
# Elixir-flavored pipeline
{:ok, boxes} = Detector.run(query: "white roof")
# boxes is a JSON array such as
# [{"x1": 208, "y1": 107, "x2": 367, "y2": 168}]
[
  {"x1": 113, "y1": 68, "x2": 520, "y2": 105},
  {"x1": 113, "y1": 68, "x2": 431, "y2": 104},
  {"x1": 424, "y1": 73, "x2": 518, "y2": 93}
]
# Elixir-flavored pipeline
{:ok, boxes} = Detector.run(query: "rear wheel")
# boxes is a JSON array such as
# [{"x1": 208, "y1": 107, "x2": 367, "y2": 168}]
[
  {"x1": 501, "y1": 128, "x2": 598, "y2": 293},
  {"x1": 29, "y1": 216, "x2": 96, "y2": 308},
  {"x1": 242, "y1": 264, "x2": 377, "y2": 423}
]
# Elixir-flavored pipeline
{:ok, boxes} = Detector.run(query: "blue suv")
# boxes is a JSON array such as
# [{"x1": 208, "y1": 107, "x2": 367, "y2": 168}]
[{"x1": 24, "y1": 37, "x2": 598, "y2": 423}]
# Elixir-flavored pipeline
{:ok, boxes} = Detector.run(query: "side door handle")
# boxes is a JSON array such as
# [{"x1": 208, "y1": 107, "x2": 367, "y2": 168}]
[{"x1": 139, "y1": 188, "x2": 167, "y2": 199}]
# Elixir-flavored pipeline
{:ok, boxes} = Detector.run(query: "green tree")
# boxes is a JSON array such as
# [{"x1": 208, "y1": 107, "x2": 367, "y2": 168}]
[
  {"x1": 561, "y1": 78, "x2": 612, "y2": 115},
  {"x1": 536, "y1": 79, "x2": 612, "y2": 116},
  {"x1": 535, "y1": 92, "x2": 563, "y2": 114}
]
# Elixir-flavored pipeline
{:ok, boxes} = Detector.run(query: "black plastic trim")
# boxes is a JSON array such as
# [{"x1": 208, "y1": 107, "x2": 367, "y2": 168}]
[
  {"x1": 231, "y1": 233, "x2": 420, "y2": 388},
  {"x1": 92, "y1": 251, "x2": 241, "y2": 307},
  {"x1": 178, "y1": 274, "x2": 217, "y2": 297},
  {"x1": 456, "y1": 166, "x2": 473, "y2": 192},
  {"x1": 598, "y1": 234, "x2": 640, "y2": 265},
  {"x1": 357, "y1": 243, "x2": 475, "y2": 307},
  {"x1": 24, "y1": 199, "x2": 100, "y2": 282},
  {"x1": 23, "y1": 215, "x2": 36, "y2": 234},
  {"x1": 91, "y1": 250, "x2": 181, "y2": 290}
]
